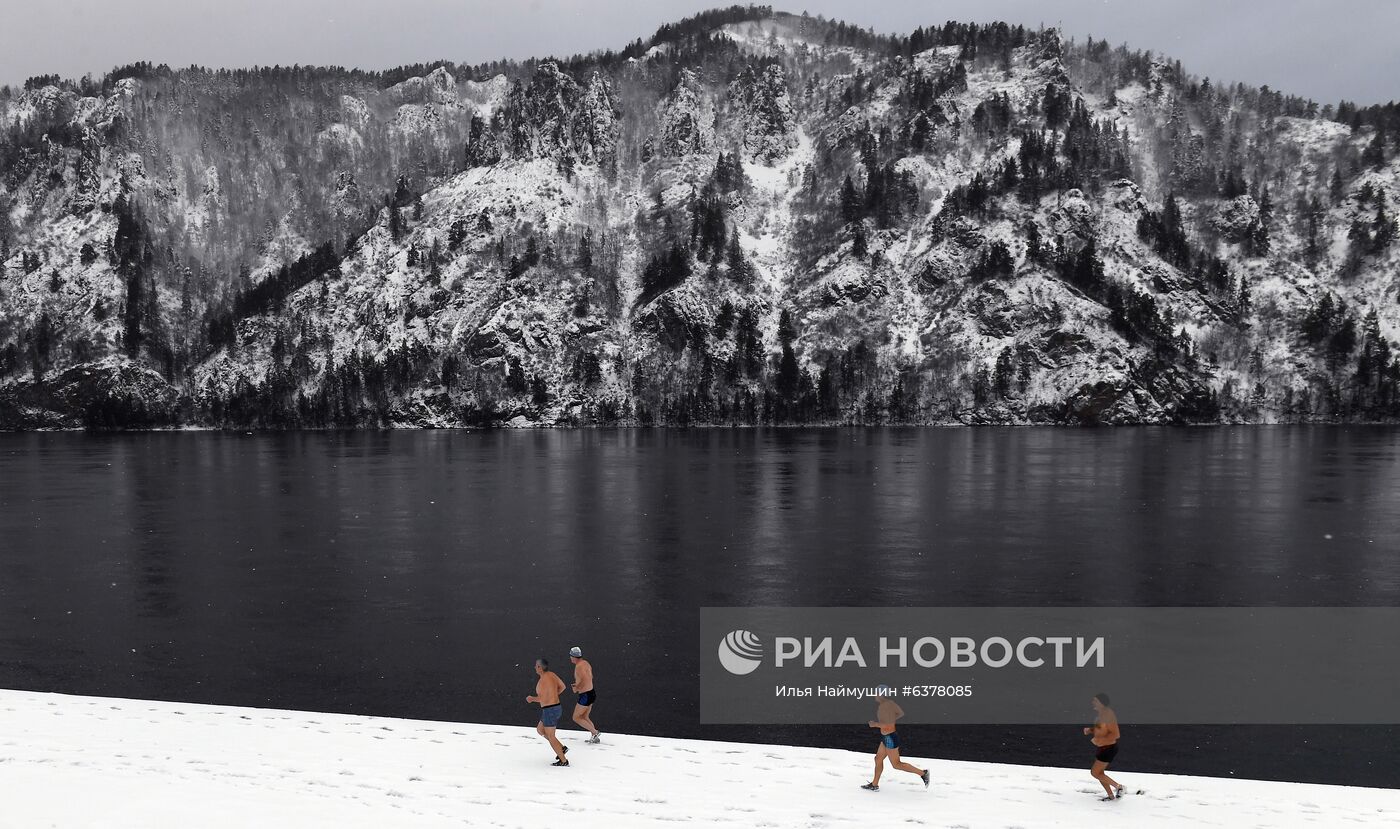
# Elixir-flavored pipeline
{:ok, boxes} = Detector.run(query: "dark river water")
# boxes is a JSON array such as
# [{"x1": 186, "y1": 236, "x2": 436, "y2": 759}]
[{"x1": 2, "y1": 428, "x2": 1398, "y2": 787}]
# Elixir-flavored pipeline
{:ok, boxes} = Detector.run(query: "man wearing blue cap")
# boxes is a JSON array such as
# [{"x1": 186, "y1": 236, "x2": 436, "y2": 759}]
[
  {"x1": 862, "y1": 685, "x2": 930, "y2": 791},
  {"x1": 569, "y1": 645, "x2": 601, "y2": 743}
]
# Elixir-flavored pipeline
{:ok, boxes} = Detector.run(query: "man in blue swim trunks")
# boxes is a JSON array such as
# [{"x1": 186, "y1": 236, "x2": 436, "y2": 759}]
[
  {"x1": 527, "y1": 658, "x2": 569, "y2": 766},
  {"x1": 862, "y1": 686, "x2": 930, "y2": 791}
]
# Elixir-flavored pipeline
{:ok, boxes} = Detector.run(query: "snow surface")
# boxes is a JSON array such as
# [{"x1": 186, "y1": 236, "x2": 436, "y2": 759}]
[
  {"x1": 1, "y1": 689, "x2": 1396, "y2": 828},
  {"x1": 460, "y1": 75, "x2": 509, "y2": 120},
  {"x1": 718, "y1": 19, "x2": 868, "y2": 66}
]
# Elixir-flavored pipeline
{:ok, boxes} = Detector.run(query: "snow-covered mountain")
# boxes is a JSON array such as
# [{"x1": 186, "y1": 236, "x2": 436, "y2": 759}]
[{"x1": 3, "y1": 7, "x2": 1399, "y2": 427}]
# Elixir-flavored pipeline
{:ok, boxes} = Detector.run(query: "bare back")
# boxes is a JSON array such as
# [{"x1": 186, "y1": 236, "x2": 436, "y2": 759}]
[
  {"x1": 572, "y1": 659, "x2": 594, "y2": 693},
  {"x1": 874, "y1": 699, "x2": 904, "y2": 734}
]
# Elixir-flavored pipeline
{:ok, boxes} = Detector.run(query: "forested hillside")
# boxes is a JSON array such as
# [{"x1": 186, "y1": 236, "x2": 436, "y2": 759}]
[{"x1": 2, "y1": 6, "x2": 1398, "y2": 427}]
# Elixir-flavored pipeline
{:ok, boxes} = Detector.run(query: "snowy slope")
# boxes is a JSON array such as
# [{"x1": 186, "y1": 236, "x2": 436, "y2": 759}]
[
  {"x1": 0, "y1": 690, "x2": 1396, "y2": 828},
  {"x1": 5, "y1": 12, "x2": 1400, "y2": 427}
]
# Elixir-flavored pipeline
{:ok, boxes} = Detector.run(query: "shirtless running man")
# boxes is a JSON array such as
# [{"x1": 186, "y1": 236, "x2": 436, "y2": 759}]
[
  {"x1": 862, "y1": 686, "x2": 930, "y2": 791},
  {"x1": 526, "y1": 658, "x2": 569, "y2": 766},
  {"x1": 568, "y1": 646, "x2": 601, "y2": 743},
  {"x1": 1084, "y1": 692, "x2": 1124, "y2": 800}
]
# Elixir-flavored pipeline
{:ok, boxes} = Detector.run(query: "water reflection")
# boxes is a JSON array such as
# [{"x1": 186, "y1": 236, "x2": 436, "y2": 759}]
[{"x1": 1, "y1": 427, "x2": 1399, "y2": 784}]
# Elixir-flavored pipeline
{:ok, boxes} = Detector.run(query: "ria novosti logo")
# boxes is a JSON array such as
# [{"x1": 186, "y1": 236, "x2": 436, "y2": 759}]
[
  {"x1": 717, "y1": 629, "x2": 764, "y2": 675},
  {"x1": 716, "y1": 629, "x2": 1107, "y2": 675}
]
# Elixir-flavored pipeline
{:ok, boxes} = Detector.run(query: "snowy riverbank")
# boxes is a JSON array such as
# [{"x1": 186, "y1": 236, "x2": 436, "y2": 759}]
[{"x1": 0, "y1": 690, "x2": 1395, "y2": 827}]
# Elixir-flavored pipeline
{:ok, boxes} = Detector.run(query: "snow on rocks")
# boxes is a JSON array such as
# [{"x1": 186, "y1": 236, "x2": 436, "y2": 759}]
[
  {"x1": 494, "y1": 63, "x2": 622, "y2": 168},
  {"x1": 8, "y1": 13, "x2": 1400, "y2": 426},
  {"x1": 729, "y1": 63, "x2": 798, "y2": 164},
  {"x1": 316, "y1": 122, "x2": 364, "y2": 156},
  {"x1": 339, "y1": 94, "x2": 371, "y2": 128},
  {"x1": 433, "y1": 158, "x2": 590, "y2": 234},
  {"x1": 1211, "y1": 196, "x2": 1262, "y2": 242},
  {"x1": 460, "y1": 75, "x2": 509, "y2": 120},
  {"x1": 387, "y1": 66, "x2": 458, "y2": 106},
  {"x1": 656, "y1": 70, "x2": 717, "y2": 158}
]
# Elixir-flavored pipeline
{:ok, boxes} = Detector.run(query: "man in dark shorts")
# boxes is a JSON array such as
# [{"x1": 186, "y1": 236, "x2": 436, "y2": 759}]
[
  {"x1": 568, "y1": 646, "x2": 601, "y2": 743},
  {"x1": 526, "y1": 658, "x2": 569, "y2": 766},
  {"x1": 861, "y1": 686, "x2": 930, "y2": 791},
  {"x1": 1084, "y1": 692, "x2": 1124, "y2": 800}
]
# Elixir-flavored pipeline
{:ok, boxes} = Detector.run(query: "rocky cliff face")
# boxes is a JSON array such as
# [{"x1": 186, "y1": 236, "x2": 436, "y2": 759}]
[
  {"x1": 2, "y1": 11, "x2": 1399, "y2": 428},
  {"x1": 729, "y1": 62, "x2": 798, "y2": 163},
  {"x1": 655, "y1": 70, "x2": 716, "y2": 158},
  {"x1": 492, "y1": 63, "x2": 621, "y2": 169}
]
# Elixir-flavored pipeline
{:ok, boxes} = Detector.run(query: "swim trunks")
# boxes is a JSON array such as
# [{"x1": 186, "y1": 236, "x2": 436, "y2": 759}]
[
  {"x1": 1095, "y1": 743, "x2": 1119, "y2": 764},
  {"x1": 539, "y1": 704, "x2": 562, "y2": 727},
  {"x1": 577, "y1": 690, "x2": 596, "y2": 707},
  {"x1": 881, "y1": 732, "x2": 900, "y2": 750}
]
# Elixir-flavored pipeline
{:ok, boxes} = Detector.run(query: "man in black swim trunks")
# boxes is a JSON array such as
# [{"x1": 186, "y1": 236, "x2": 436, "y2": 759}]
[
  {"x1": 568, "y1": 646, "x2": 601, "y2": 743},
  {"x1": 862, "y1": 686, "x2": 930, "y2": 791},
  {"x1": 1084, "y1": 692, "x2": 1124, "y2": 800}
]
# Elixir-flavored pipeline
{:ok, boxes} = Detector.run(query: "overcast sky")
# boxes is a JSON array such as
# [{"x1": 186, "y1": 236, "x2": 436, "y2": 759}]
[{"x1": 3, "y1": 1, "x2": 1396, "y2": 104}]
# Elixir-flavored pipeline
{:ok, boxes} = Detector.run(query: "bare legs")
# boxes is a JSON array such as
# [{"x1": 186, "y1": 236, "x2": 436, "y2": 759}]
[
  {"x1": 888, "y1": 747, "x2": 926, "y2": 778},
  {"x1": 870, "y1": 743, "x2": 925, "y2": 787},
  {"x1": 871, "y1": 743, "x2": 887, "y2": 786},
  {"x1": 537, "y1": 722, "x2": 566, "y2": 762},
  {"x1": 1091, "y1": 760, "x2": 1122, "y2": 797},
  {"x1": 572, "y1": 703, "x2": 598, "y2": 738}
]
